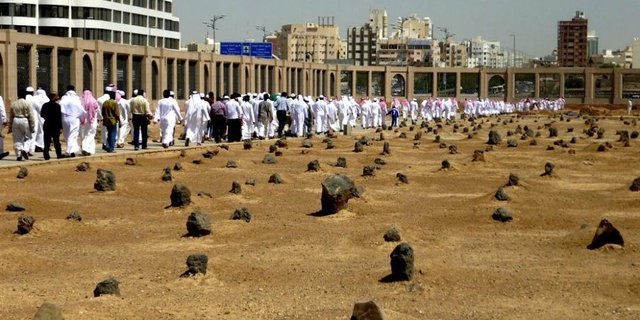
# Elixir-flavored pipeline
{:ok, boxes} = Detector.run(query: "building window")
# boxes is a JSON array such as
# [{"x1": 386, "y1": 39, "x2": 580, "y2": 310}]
[
  {"x1": 39, "y1": 5, "x2": 69, "y2": 18},
  {"x1": 132, "y1": 0, "x2": 147, "y2": 8},
  {"x1": 113, "y1": 11, "x2": 121, "y2": 23},
  {"x1": 164, "y1": 1, "x2": 172, "y2": 13},
  {"x1": 123, "y1": 12, "x2": 130, "y2": 24},
  {"x1": 132, "y1": 14, "x2": 147, "y2": 27}
]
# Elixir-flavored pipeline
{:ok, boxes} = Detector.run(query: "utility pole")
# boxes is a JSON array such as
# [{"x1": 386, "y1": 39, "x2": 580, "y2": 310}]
[
  {"x1": 255, "y1": 25, "x2": 267, "y2": 42},
  {"x1": 510, "y1": 34, "x2": 516, "y2": 68},
  {"x1": 203, "y1": 14, "x2": 226, "y2": 43}
]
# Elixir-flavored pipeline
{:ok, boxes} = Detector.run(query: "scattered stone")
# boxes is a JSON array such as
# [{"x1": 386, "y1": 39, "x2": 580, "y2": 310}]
[
  {"x1": 353, "y1": 141, "x2": 364, "y2": 153},
  {"x1": 529, "y1": 139, "x2": 538, "y2": 146},
  {"x1": 568, "y1": 149, "x2": 576, "y2": 155},
  {"x1": 507, "y1": 139, "x2": 518, "y2": 148},
  {"x1": 336, "y1": 157, "x2": 347, "y2": 168},
  {"x1": 587, "y1": 219, "x2": 624, "y2": 250},
  {"x1": 596, "y1": 128, "x2": 605, "y2": 139},
  {"x1": 541, "y1": 162, "x2": 555, "y2": 177},
  {"x1": 94, "y1": 169, "x2": 116, "y2": 191},
  {"x1": 546, "y1": 145, "x2": 555, "y2": 151},
  {"x1": 186, "y1": 210, "x2": 212, "y2": 237},
  {"x1": 362, "y1": 165, "x2": 376, "y2": 177},
  {"x1": 243, "y1": 140, "x2": 252, "y2": 150},
  {"x1": 548, "y1": 127, "x2": 558, "y2": 137},
  {"x1": 374, "y1": 158, "x2": 386, "y2": 165},
  {"x1": 631, "y1": 131, "x2": 639, "y2": 139},
  {"x1": 384, "y1": 226, "x2": 401, "y2": 242},
  {"x1": 269, "y1": 144, "x2": 278, "y2": 153},
  {"x1": 597, "y1": 144, "x2": 607, "y2": 152},
  {"x1": 33, "y1": 302, "x2": 64, "y2": 320},
  {"x1": 16, "y1": 166, "x2": 28, "y2": 179},
  {"x1": 275, "y1": 151, "x2": 283, "y2": 157},
  {"x1": 202, "y1": 150, "x2": 218, "y2": 159},
  {"x1": 17, "y1": 215, "x2": 35, "y2": 234},
  {"x1": 192, "y1": 159, "x2": 202, "y2": 165},
  {"x1": 378, "y1": 141, "x2": 390, "y2": 156},
  {"x1": 629, "y1": 177, "x2": 640, "y2": 191},
  {"x1": 506, "y1": 173, "x2": 520, "y2": 187},
  {"x1": 414, "y1": 131, "x2": 422, "y2": 141},
  {"x1": 321, "y1": 174, "x2": 358, "y2": 214},
  {"x1": 262, "y1": 154, "x2": 277, "y2": 164},
  {"x1": 350, "y1": 300, "x2": 386, "y2": 320},
  {"x1": 441, "y1": 160, "x2": 451, "y2": 170},
  {"x1": 6, "y1": 202, "x2": 25, "y2": 212},
  {"x1": 268, "y1": 173, "x2": 283, "y2": 184},
  {"x1": 219, "y1": 144, "x2": 229, "y2": 151},
  {"x1": 197, "y1": 191, "x2": 212, "y2": 198},
  {"x1": 358, "y1": 136, "x2": 373, "y2": 146},
  {"x1": 226, "y1": 160, "x2": 238, "y2": 168},
  {"x1": 433, "y1": 135, "x2": 441, "y2": 144},
  {"x1": 449, "y1": 145, "x2": 457, "y2": 154},
  {"x1": 307, "y1": 160, "x2": 321, "y2": 172},
  {"x1": 567, "y1": 127, "x2": 574, "y2": 133},
  {"x1": 93, "y1": 278, "x2": 120, "y2": 297},
  {"x1": 494, "y1": 187, "x2": 509, "y2": 201},
  {"x1": 301, "y1": 139, "x2": 313, "y2": 148},
  {"x1": 472, "y1": 150, "x2": 485, "y2": 162},
  {"x1": 124, "y1": 157, "x2": 137, "y2": 165},
  {"x1": 181, "y1": 254, "x2": 208, "y2": 277},
  {"x1": 396, "y1": 173, "x2": 408, "y2": 184},
  {"x1": 439, "y1": 142, "x2": 447, "y2": 149},
  {"x1": 398, "y1": 132, "x2": 407, "y2": 139},
  {"x1": 229, "y1": 181, "x2": 242, "y2": 194},
  {"x1": 76, "y1": 162, "x2": 91, "y2": 172},
  {"x1": 173, "y1": 162, "x2": 183, "y2": 171},
  {"x1": 230, "y1": 207, "x2": 252, "y2": 222},
  {"x1": 66, "y1": 211, "x2": 82, "y2": 221},
  {"x1": 487, "y1": 130, "x2": 501, "y2": 145},
  {"x1": 170, "y1": 184, "x2": 191, "y2": 207},
  {"x1": 161, "y1": 167, "x2": 172, "y2": 181},
  {"x1": 492, "y1": 207, "x2": 512, "y2": 222},
  {"x1": 389, "y1": 243, "x2": 414, "y2": 281},
  {"x1": 245, "y1": 178, "x2": 256, "y2": 186},
  {"x1": 276, "y1": 139, "x2": 288, "y2": 148},
  {"x1": 379, "y1": 132, "x2": 385, "y2": 141},
  {"x1": 326, "y1": 140, "x2": 335, "y2": 149}
]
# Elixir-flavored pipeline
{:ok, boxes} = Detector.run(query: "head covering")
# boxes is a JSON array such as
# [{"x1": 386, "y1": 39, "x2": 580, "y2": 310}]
[
  {"x1": 35, "y1": 89, "x2": 49, "y2": 105},
  {"x1": 26, "y1": 86, "x2": 35, "y2": 93},
  {"x1": 80, "y1": 90, "x2": 99, "y2": 125}
]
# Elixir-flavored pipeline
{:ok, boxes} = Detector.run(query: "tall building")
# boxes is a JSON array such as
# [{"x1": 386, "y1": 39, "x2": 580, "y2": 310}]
[
  {"x1": 390, "y1": 13, "x2": 431, "y2": 40},
  {"x1": 377, "y1": 38, "x2": 439, "y2": 66},
  {"x1": 368, "y1": 8, "x2": 387, "y2": 39},
  {"x1": 557, "y1": 11, "x2": 588, "y2": 67},
  {"x1": 276, "y1": 20, "x2": 341, "y2": 63},
  {"x1": 347, "y1": 23, "x2": 377, "y2": 65},
  {"x1": 633, "y1": 38, "x2": 640, "y2": 69},
  {"x1": 587, "y1": 30, "x2": 599, "y2": 59},
  {"x1": 0, "y1": 0, "x2": 180, "y2": 49},
  {"x1": 467, "y1": 36, "x2": 506, "y2": 68}
]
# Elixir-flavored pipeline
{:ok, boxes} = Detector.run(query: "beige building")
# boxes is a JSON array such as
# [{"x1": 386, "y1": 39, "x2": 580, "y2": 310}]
[
  {"x1": 633, "y1": 38, "x2": 640, "y2": 69},
  {"x1": 276, "y1": 22, "x2": 341, "y2": 64},
  {"x1": 390, "y1": 14, "x2": 432, "y2": 40}
]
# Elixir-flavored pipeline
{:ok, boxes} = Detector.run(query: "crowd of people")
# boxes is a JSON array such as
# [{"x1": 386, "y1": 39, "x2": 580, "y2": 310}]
[{"x1": 0, "y1": 86, "x2": 571, "y2": 162}]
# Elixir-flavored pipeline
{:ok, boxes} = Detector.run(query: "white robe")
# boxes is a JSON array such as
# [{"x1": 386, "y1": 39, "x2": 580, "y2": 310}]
[
  {"x1": 240, "y1": 101, "x2": 255, "y2": 140},
  {"x1": 184, "y1": 95, "x2": 209, "y2": 144},
  {"x1": 155, "y1": 97, "x2": 182, "y2": 145},
  {"x1": 60, "y1": 91, "x2": 86, "y2": 154}
]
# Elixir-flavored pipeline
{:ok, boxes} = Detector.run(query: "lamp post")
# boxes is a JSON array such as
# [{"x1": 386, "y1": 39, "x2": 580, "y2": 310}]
[
  {"x1": 510, "y1": 34, "x2": 516, "y2": 68},
  {"x1": 397, "y1": 17, "x2": 409, "y2": 66},
  {"x1": 203, "y1": 14, "x2": 226, "y2": 43},
  {"x1": 255, "y1": 25, "x2": 267, "y2": 42}
]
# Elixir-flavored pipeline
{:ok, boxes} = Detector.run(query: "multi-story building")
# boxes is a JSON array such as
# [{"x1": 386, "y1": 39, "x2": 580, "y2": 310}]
[
  {"x1": 438, "y1": 40, "x2": 467, "y2": 68},
  {"x1": 0, "y1": 0, "x2": 180, "y2": 49},
  {"x1": 368, "y1": 8, "x2": 388, "y2": 40},
  {"x1": 377, "y1": 38, "x2": 439, "y2": 66},
  {"x1": 347, "y1": 23, "x2": 377, "y2": 66},
  {"x1": 633, "y1": 38, "x2": 640, "y2": 69},
  {"x1": 587, "y1": 30, "x2": 599, "y2": 59},
  {"x1": 390, "y1": 13, "x2": 431, "y2": 40},
  {"x1": 557, "y1": 11, "x2": 588, "y2": 67},
  {"x1": 466, "y1": 36, "x2": 506, "y2": 68},
  {"x1": 276, "y1": 21, "x2": 341, "y2": 63}
]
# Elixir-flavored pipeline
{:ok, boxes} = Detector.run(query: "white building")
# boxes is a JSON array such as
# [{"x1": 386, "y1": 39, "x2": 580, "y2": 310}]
[
  {"x1": 390, "y1": 13, "x2": 431, "y2": 40},
  {"x1": 467, "y1": 36, "x2": 507, "y2": 68},
  {"x1": 0, "y1": 0, "x2": 181, "y2": 49},
  {"x1": 633, "y1": 38, "x2": 640, "y2": 69}
]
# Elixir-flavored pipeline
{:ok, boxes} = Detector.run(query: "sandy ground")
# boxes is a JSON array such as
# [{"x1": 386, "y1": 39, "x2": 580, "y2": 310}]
[{"x1": 0, "y1": 109, "x2": 639, "y2": 319}]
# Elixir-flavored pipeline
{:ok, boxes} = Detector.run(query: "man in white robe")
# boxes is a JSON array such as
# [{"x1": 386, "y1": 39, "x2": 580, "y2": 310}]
[
  {"x1": 326, "y1": 99, "x2": 339, "y2": 132},
  {"x1": 312, "y1": 95, "x2": 328, "y2": 134},
  {"x1": 409, "y1": 98, "x2": 418, "y2": 123},
  {"x1": 59, "y1": 86, "x2": 87, "y2": 157},
  {"x1": 290, "y1": 95, "x2": 307, "y2": 137},
  {"x1": 154, "y1": 89, "x2": 183, "y2": 148},
  {"x1": 240, "y1": 95, "x2": 255, "y2": 140},
  {"x1": 184, "y1": 91, "x2": 209, "y2": 146},
  {"x1": 116, "y1": 90, "x2": 132, "y2": 148}
]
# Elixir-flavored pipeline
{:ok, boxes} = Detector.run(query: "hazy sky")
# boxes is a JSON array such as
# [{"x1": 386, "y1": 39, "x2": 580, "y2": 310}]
[{"x1": 174, "y1": 0, "x2": 640, "y2": 57}]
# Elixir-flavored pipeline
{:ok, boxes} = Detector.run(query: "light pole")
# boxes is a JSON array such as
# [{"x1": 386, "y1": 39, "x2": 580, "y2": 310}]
[
  {"x1": 255, "y1": 25, "x2": 267, "y2": 42},
  {"x1": 510, "y1": 34, "x2": 516, "y2": 68},
  {"x1": 397, "y1": 17, "x2": 409, "y2": 66},
  {"x1": 203, "y1": 14, "x2": 226, "y2": 43}
]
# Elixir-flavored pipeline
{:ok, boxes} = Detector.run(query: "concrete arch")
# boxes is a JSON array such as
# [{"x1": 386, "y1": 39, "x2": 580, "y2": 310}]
[
  {"x1": 151, "y1": 60, "x2": 159, "y2": 100},
  {"x1": 245, "y1": 66, "x2": 251, "y2": 93},
  {"x1": 82, "y1": 54, "x2": 93, "y2": 91},
  {"x1": 204, "y1": 64, "x2": 210, "y2": 94},
  {"x1": 487, "y1": 74, "x2": 506, "y2": 99},
  {"x1": 391, "y1": 74, "x2": 406, "y2": 97},
  {"x1": 329, "y1": 72, "x2": 336, "y2": 97}
]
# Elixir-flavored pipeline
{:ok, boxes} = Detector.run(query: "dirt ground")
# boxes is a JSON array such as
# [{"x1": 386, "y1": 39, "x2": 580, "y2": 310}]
[{"x1": 0, "y1": 108, "x2": 639, "y2": 319}]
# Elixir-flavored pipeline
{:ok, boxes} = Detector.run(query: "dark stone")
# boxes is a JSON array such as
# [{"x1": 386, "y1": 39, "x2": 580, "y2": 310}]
[
  {"x1": 307, "y1": 160, "x2": 321, "y2": 172},
  {"x1": 321, "y1": 174, "x2": 358, "y2": 214},
  {"x1": 382, "y1": 141, "x2": 390, "y2": 155},
  {"x1": 492, "y1": 207, "x2": 512, "y2": 222},
  {"x1": 389, "y1": 243, "x2": 414, "y2": 281},
  {"x1": 398, "y1": 132, "x2": 407, "y2": 139},
  {"x1": 546, "y1": 145, "x2": 555, "y2": 151},
  {"x1": 597, "y1": 128, "x2": 605, "y2": 139},
  {"x1": 276, "y1": 139, "x2": 288, "y2": 148},
  {"x1": 161, "y1": 167, "x2": 172, "y2": 182},
  {"x1": 226, "y1": 160, "x2": 238, "y2": 168},
  {"x1": 186, "y1": 210, "x2": 212, "y2": 237},
  {"x1": 449, "y1": 145, "x2": 457, "y2": 154},
  {"x1": 173, "y1": 162, "x2": 183, "y2": 171},
  {"x1": 353, "y1": 141, "x2": 364, "y2": 153},
  {"x1": 525, "y1": 128, "x2": 534, "y2": 137},
  {"x1": 182, "y1": 254, "x2": 208, "y2": 276},
  {"x1": 245, "y1": 178, "x2": 256, "y2": 186},
  {"x1": 268, "y1": 173, "x2": 283, "y2": 184},
  {"x1": 125, "y1": 157, "x2": 137, "y2": 165},
  {"x1": 414, "y1": 131, "x2": 422, "y2": 141},
  {"x1": 229, "y1": 181, "x2": 242, "y2": 194},
  {"x1": 630, "y1": 177, "x2": 640, "y2": 191},
  {"x1": 433, "y1": 135, "x2": 441, "y2": 143},
  {"x1": 472, "y1": 150, "x2": 485, "y2": 162},
  {"x1": 275, "y1": 151, "x2": 283, "y2": 157},
  {"x1": 379, "y1": 132, "x2": 385, "y2": 141},
  {"x1": 494, "y1": 187, "x2": 509, "y2": 201},
  {"x1": 507, "y1": 139, "x2": 518, "y2": 147},
  {"x1": 384, "y1": 226, "x2": 401, "y2": 242},
  {"x1": 336, "y1": 157, "x2": 347, "y2": 168},
  {"x1": 362, "y1": 165, "x2": 376, "y2": 177},
  {"x1": 506, "y1": 173, "x2": 519, "y2": 186},
  {"x1": 269, "y1": 144, "x2": 278, "y2": 153},
  {"x1": 16, "y1": 215, "x2": 35, "y2": 234},
  {"x1": 170, "y1": 184, "x2": 191, "y2": 207},
  {"x1": 567, "y1": 127, "x2": 574, "y2": 133},
  {"x1": 597, "y1": 144, "x2": 607, "y2": 152},
  {"x1": 587, "y1": 219, "x2": 624, "y2": 250},
  {"x1": 395, "y1": 172, "x2": 408, "y2": 184},
  {"x1": 16, "y1": 166, "x2": 28, "y2": 179},
  {"x1": 262, "y1": 154, "x2": 277, "y2": 164},
  {"x1": 6, "y1": 202, "x2": 25, "y2": 212},
  {"x1": 548, "y1": 127, "x2": 558, "y2": 138},
  {"x1": 76, "y1": 162, "x2": 91, "y2": 172},
  {"x1": 529, "y1": 139, "x2": 538, "y2": 146},
  {"x1": 66, "y1": 211, "x2": 82, "y2": 221},
  {"x1": 192, "y1": 159, "x2": 202, "y2": 165},
  {"x1": 93, "y1": 278, "x2": 120, "y2": 297},
  {"x1": 302, "y1": 139, "x2": 313, "y2": 148},
  {"x1": 94, "y1": 169, "x2": 116, "y2": 191},
  {"x1": 441, "y1": 160, "x2": 451, "y2": 170},
  {"x1": 230, "y1": 207, "x2": 252, "y2": 222},
  {"x1": 219, "y1": 144, "x2": 229, "y2": 150},
  {"x1": 202, "y1": 150, "x2": 218, "y2": 159},
  {"x1": 631, "y1": 131, "x2": 639, "y2": 139},
  {"x1": 33, "y1": 302, "x2": 64, "y2": 320},
  {"x1": 374, "y1": 158, "x2": 386, "y2": 165},
  {"x1": 243, "y1": 140, "x2": 252, "y2": 150},
  {"x1": 326, "y1": 140, "x2": 335, "y2": 149},
  {"x1": 487, "y1": 130, "x2": 501, "y2": 145},
  {"x1": 197, "y1": 191, "x2": 212, "y2": 198},
  {"x1": 541, "y1": 162, "x2": 555, "y2": 177},
  {"x1": 438, "y1": 142, "x2": 447, "y2": 149}
]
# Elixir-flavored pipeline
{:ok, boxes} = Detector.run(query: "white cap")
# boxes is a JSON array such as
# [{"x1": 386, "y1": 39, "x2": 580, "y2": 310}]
[
  {"x1": 192, "y1": 90, "x2": 198, "y2": 95},
  {"x1": 223, "y1": 95, "x2": 230, "y2": 100},
  {"x1": 26, "y1": 86, "x2": 34, "y2": 92},
  {"x1": 319, "y1": 95, "x2": 324, "y2": 99},
  {"x1": 170, "y1": 91, "x2": 175, "y2": 96},
  {"x1": 133, "y1": 89, "x2": 138, "y2": 95},
  {"x1": 105, "y1": 86, "x2": 114, "y2": 92}
]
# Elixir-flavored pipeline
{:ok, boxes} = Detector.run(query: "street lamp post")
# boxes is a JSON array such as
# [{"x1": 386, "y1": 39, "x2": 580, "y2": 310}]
[
  {"x1": 203, "y1": 14, "x2": 226, "y2": 43},
  {"x1": 510, "y1": 34, "x2": 516, "y2": 68},
  {"x1": 255, "y1": 25, "x2": 267, "y2": 42},
  {"x1": 397, "y1": 17, "x2": 409, "y2": 66}
]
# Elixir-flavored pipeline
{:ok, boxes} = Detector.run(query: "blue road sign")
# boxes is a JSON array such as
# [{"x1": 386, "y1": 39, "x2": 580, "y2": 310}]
[{"x1": 220, "y1": 42, "x2": 272, "y2": 59}]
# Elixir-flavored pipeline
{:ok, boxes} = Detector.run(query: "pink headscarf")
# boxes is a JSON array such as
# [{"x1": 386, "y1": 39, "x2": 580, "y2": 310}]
[
  {"x1": 80, "y1": 90, "x2": 98, "y2": 125},
  {"x1": 401, "y1": 99, "x2": 409, "y2": 107}
]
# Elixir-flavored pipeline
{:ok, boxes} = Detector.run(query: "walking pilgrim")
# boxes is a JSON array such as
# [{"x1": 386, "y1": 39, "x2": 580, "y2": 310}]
[
  {"x1": 154, "y1": 89, "x2": 183, "y2": 148},
  {"x1": 60, "y1": 85, "x2": 87, "y2": 157},
  {"x1": 9, "y1": 89, "x2": 36, "y2": 161},
  {"x1": 184, "y1": 91, "x2": 210, "y2": 146},
  {"x1": 79, "y1": 89, "x2": 99, "y2": 155}
]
